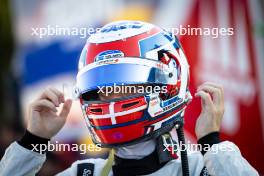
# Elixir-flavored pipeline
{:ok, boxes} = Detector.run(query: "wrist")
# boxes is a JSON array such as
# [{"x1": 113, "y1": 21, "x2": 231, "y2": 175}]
[
  {"x1": 27, "y1": 126, "x2": 53, "y2": 139},
  {"x1": 18, "y1": 130, "x2": 50, "y2": 154},
  {"x1": 197, "y1": 131, "x2": 221, "y2": 155},
  {"x1": 196, "y1": 126, "x2": 220, "y2": 140}
]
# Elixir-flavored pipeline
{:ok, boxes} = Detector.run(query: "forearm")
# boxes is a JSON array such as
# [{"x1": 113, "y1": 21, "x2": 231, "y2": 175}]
[{"x1": 0, "y1": 131, "x2": 48, "y2": 176}]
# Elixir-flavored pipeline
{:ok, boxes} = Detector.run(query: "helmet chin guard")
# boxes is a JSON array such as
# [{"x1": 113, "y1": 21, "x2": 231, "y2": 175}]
[{"x1": 79, "y1": 92, "x2": 191, "y2": 147}]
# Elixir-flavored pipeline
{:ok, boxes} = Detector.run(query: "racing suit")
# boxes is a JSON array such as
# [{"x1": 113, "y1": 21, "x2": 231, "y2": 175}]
[{"x1": 0, "y1": 130, "x2": 259, "y2": 176}]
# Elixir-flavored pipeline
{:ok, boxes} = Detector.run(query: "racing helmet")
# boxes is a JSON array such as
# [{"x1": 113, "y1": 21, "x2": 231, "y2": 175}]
[{"x1": 74, "y1": 21, "x2": 192, "y2": 147}]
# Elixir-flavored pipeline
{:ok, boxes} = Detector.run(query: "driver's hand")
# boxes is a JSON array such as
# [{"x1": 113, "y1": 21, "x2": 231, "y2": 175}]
[
  {"x1": 195, "y1": 82, "x2": 224, "y2": 140},
  {"x1": 27, "y1": 87, "x2": 72, "y2": 139}
]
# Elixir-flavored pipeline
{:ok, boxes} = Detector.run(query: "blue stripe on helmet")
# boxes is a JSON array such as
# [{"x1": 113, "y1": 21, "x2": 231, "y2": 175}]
[{"x1": 139, "y1": 32, "x2": 180, "y2": 57}]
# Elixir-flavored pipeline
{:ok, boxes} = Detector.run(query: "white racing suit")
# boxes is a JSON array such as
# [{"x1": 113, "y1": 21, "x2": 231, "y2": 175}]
[{"x1": 0, "y1": 139, "x2": 259, "y2": 176}]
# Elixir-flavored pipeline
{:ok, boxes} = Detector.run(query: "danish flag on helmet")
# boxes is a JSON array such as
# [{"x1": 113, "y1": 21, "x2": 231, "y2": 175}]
[{"x1": 75, "y1": 20, "x2": 192, "y2": 147}]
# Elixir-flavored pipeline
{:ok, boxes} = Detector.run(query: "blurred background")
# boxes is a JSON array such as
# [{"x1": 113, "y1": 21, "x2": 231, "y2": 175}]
[{"x1": 0, "y1": 0, "x2": 263, "y2": 175}]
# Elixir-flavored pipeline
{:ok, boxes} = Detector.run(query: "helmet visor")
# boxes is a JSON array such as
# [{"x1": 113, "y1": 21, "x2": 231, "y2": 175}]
[{"x1": 76, "y1": 58, "x2": 177, "y2": 95}]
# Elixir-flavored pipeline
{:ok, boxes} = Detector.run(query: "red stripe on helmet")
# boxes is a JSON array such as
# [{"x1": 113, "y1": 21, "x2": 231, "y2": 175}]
[{"x1": 85, "y1": 27, "x2": 161, "y2": 64}]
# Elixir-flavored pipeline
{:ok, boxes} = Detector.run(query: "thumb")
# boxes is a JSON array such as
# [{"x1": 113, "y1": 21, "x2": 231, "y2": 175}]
[{"x1": 59, "y1": 99, "x2": 72, "y2": 118}]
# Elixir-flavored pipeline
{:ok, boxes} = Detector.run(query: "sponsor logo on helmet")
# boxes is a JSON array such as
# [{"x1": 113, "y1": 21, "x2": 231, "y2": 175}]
[
  {"x1": 162, "y1": 97, "x2": 183, "y2": 112},
  {"x1": 96, "y1": 58, "x2": 119, "y2": 65},
  {"x1": 95, "y1": 50, "x2": 124, "y2": 61},
  {"x1": 100, "y1": 21, "x2": 143, "y2": 33},
  {"x1": 95, "y1": 50, "x2": 124, "y2": 65}
]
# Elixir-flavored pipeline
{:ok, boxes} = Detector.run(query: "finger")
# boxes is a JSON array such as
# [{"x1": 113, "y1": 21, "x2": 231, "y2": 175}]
[
  {"x1": 199, "y1": 82, "x2": 224, "y2": 105},
  {"x1": 39, "y1": 88, "x2": 60, "y2": 106},
  {"x1": 49, "y1": 87, "x2": 65, "y2": 103},
  {"x1": 197, "y1": 85, "x2": 222, "y2": 106},
  {"x1": 59, "y1": 99, "x2": 72, "y2": 118},
  {"x1": 199, "y1": 82, "x2": 224, "y2": 98},
  {"x1": 195, "y1": 90, "x2": 214, "y2": 110},
  {"x1": 32, "y1": 99, "x2": 57, "y2": 112}
]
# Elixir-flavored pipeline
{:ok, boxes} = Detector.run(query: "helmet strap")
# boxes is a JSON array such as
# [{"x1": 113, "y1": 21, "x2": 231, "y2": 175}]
[{"x1": 156, "y1": 132, "x2": 178, "y2": 164}]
